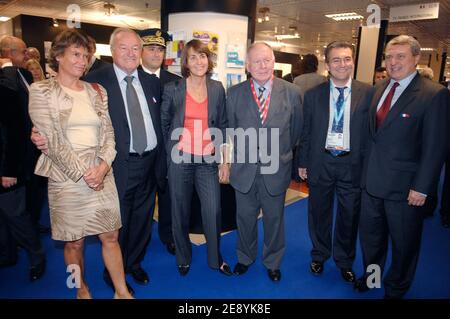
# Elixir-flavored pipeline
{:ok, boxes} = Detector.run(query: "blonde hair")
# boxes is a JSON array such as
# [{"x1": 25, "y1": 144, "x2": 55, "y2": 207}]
[{"x1": 25, "y1": 58, "x2": 45, "y2": 81}]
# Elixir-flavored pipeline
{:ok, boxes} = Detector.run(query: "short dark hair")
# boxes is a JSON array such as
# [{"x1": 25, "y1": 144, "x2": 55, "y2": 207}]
[
  {"x1": 324, "y1": 41, "x2": 354, "y2": 63},
  {"x1": 301, "y1": 54, "x2": 319, "y2": 73},
  {"x1": 180, "y1": 39, "x2": 214, "y2": 78},
  {"x1": 49, "y1": 29, "x2": 89, "y2": 72},
  {"x1": 375, "y1": 66, "x2": 386, "y2": 73}
]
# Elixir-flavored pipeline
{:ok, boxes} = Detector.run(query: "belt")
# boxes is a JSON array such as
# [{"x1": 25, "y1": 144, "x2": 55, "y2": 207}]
[
  {"x1": 129, "y1": 150, "x2": 153, "y2": 157},
  {"x1": 325, "y1": 149, "x2": 350, "y2": 157}
]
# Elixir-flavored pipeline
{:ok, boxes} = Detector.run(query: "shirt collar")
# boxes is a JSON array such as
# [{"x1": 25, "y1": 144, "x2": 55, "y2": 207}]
[
  {"x1": 330, "y1": 77, "x2": 352, "y2": 92},
  {"x1": 252, "y1": 78, "x2": 272, "y2": 93},
  {"x1": 113, "y1": 63, "x2": 139, "y2": 83},
  {"x1": 142, "y1": 65, "x2": 160, "y2": 78},
  {"x1": 390, "y1": 70, "x2": 417, "y2": 88}
]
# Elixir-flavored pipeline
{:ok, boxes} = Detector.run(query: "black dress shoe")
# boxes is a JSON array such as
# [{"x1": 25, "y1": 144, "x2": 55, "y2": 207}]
[
  {"x1": 354, "y1": 276, "x2": 370, "y2": 293},
  {"x1": 442, "y1": 215, "x2": 450, "y2": 228},
  {"x1": 130, "y1": 267, "x2": 149, "y2": 285},
  {"x1": 219, "y1": 263, "x2": 233, "y2": 276},
  {"x1": 30, "y1": 260, "x2": 46, "y2": 281},
  {"x1": 178, "y1": 264, "x2": 190, "y2": 276},
  {"x1": 103, "y1": 270, "x2": 135, "y2": 296},
  {"x1": 340, "y1": 268, "x2": 356, "y2": 283},
  {"x1": 165, "y1": 243, "x2": 176, "y2": 255},
  {"x1": 267, "y1": 269, "x2": 281, "y2": 282},
  {"x1": 233, "y1": 263, "x2": 249, "y2": 275},
  {"x1": 310, "y1": 261, "x2": 323, "y2": 275}
]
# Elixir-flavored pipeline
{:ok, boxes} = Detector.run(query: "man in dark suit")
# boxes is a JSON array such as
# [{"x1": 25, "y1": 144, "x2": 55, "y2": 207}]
[
  {"x1": 138, "y1": 28, "x2": 181, "y2": 256},
  {"x1": 0, "y1": 36, "x2": 46, "y2": 280},
  {"x1": 85, "y1": 35, "x2": 110, "y2": 75},
  {"x1": 226, "y1": 42, "x2": 302, "y2": 282},
  {"x1": 297, "y1": 41, "x2": 373, "y2": 284},
  {"x1": 355, "y1": 35, "x2": 449, "y2": 299},
  {"x1": 83, "y1": 28, "x2": 163, "y2": 289}
]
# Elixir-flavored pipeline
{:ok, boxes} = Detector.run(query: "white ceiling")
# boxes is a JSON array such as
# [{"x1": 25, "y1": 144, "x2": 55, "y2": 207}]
[{"x1": 1, "y1": 0, "x2": 449, "y2": 74}]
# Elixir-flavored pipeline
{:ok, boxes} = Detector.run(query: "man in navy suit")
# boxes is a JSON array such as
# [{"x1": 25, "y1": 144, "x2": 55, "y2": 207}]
[
  {"x1": 298, "y1": 41, "x2": 373, "y2": 284},
  {"x1": 83, "y1": 28, "x2": 163, "y2": 289},
  {"x1": 355, "y1": 35, "x2": 449, "y2": 299},
  {"x1": 138, "y1": 28, "x2": 181, "y2": 256},
  {"x1": 0, "y1": 36, "x2": 46, "y2": 281}
]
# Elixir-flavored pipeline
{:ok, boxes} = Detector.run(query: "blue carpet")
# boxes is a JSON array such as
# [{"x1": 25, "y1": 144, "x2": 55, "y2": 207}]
[{"x1": 1, "y1": 196, "x2": 449, "y2": 299}]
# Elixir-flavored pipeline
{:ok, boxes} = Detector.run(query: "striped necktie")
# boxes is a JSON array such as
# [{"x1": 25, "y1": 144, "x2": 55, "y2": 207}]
[{"x1": 258, "y1": 86, "x2": 266, "y2": 123}]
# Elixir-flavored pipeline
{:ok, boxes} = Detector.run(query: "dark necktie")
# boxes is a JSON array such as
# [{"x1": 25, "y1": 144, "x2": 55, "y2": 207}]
[
  {"x1": 328, "y1": 87, "x2": 347, "y2": 157},
  {"x1": 124, "y1": 76, "x2": 147, "y2": 155},
  {"x1": 376, "y1": 82, "x2": 399, "y2": 129}
]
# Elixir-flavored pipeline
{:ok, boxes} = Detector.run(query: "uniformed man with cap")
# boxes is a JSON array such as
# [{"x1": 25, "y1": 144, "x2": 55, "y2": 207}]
[{"x1": 138, "y1": 28, "x2": 180, "y2": 256}]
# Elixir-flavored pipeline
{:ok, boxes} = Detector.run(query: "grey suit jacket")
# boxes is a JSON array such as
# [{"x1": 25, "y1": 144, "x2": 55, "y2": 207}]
[
  {"x1": 297, "y1": 80, "x2": 374, "y2": 186},
  {"x1": 160, "y1": 77, "x2": 227, "y2": 161},
  {"x1": 227, "y1": 77, "x2": 303, "y2": 196}
]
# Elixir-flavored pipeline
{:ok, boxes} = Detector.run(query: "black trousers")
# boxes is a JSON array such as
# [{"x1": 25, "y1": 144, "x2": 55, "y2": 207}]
[
  {"x1": 359, "y1": 190, "x2": 424, "y2": 298},
  {"x1": 119, "y1": 151, "x2": 157, "y2": 272},
  {"x1": 157, "y1": 182, "x2": 174, "y2": 245},
  {"x1": 440, "y1": 152, "x2": 450, "y2": 217},
  {"x1": 307, "y1": 153, "x2": 361, "y2": 269},
  {"x1": 25, "y1": 175, "x2": 47, "y2": 225},
  {"x1": 0, "y1": 186, "x2": 45, "y2": 267},
  {"x1": 169, "y1": 159, "x2": 223, "y2": 269}
]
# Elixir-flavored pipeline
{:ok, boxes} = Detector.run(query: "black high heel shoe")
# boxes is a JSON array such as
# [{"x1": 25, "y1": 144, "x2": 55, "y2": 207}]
[
  {"x1": 178, "y1": 264, "x2": 190, "y2": 276},
  {"x1": 219, "y1": 262, "x2": 233, "y2": 276}
]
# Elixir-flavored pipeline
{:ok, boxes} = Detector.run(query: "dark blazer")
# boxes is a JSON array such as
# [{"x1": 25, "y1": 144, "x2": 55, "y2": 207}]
[
  {"x1": 160, "y1": 77, "x2": 227, "y2": 160},
  {"x1": 87, "y1": 58, "x2": 110, "y2": 74},
  {"x1": 298, "y1": 80, "x2": 374, "y2": 186},
  {"x1": 160, "y1": 68, "x2": 181, "y2": 87},
  {"x1": 0, "y1": 67, "x2": 36, "y2": 183},
  {"x1": 227, "y1": 77, "x2": 303, "y2": 195},
  {"x1": 83, "y1": 65, "x2": 163, "y2": 200},
  {"x1": 361, "y1": 73, "x2": 449, "y2": 200}
]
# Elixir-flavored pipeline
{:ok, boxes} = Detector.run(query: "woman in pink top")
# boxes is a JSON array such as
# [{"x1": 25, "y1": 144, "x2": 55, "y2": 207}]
[{"x1": 161, "y1": 39, "x2": 231, "y2": 276}]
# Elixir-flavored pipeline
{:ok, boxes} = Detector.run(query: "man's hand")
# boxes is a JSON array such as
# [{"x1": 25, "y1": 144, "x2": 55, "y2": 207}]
[
  {"x1": 298, "y1": 168, "x2": 307, "y2": 180},
  {"x1": 218, "y1": 163, "x2": 230, "y2": 184},
  {"x1": 0, "y1": 58, "x2": 12, "y2": 67},
  {"x1": 1, "y1": 177, "x2": 17, "y2": 188},
  {"x1": 408, "y1": 189, "x2": 426, "y2": 206},
  {"x1": 30, "y1": 127, "x2": 49, "y2": 155},
  {"x1": 83, "y1": 161, "x2": 109, "y2": 190}
]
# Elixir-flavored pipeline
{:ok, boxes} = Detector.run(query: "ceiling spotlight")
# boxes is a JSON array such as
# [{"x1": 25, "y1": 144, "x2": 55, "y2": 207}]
[
  {"x1": 258, "y1": 7, "x2": 270, "y2": 23},
  {"x1": 104, "y1": 2, "x2": 116, "y2": 16},
  {"x1": 325, "y1": 12, "x2": 364, "y2": 21},
  {"x1": 52, "y1": 18, "x2": 59, "y2": 27}
]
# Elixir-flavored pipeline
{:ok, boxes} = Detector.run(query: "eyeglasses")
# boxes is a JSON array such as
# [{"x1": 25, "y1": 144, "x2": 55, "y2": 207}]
[{"x1": 250, "y1": 58, "x2": 273, "y2": 67}]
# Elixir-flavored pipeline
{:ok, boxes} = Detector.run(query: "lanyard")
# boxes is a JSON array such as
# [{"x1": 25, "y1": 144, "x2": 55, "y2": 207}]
[
  {"x1": 330, "y1": 86, "x2": 351, "y2": 125},
  {"x1": 250, "y1": 76, "x2": 273, "y2": 114}
]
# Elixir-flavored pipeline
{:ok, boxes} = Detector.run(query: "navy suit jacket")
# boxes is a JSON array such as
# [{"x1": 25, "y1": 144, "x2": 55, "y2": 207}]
[
  {"x1": 298, "y1": 80, "x2": 374, "y2": 186},
  {"x1": 84, "y1": 65, "x2": 163, "y2": 200},
  {"x1": 361, "y1": 74, "x2": 449, "y2": 200}
]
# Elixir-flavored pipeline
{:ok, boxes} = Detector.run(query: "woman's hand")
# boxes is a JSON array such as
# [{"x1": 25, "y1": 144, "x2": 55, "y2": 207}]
[
  {"x1": 218, "y1": 163, "x2": 230, "y2": 184},
  {"x1": 84, "y1": 160, "x2": 109, "y2": 190}
]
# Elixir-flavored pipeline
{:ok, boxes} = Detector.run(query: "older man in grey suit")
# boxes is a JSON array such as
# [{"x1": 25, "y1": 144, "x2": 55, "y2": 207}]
[{"x1": 226, "y1": 42, "x2": 302, "y2": 282}]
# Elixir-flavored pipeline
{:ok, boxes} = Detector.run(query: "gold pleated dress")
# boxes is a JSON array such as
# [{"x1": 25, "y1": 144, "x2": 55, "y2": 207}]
[{"x1": 47, "y1": 86, "x2": 121, "y2": 241}]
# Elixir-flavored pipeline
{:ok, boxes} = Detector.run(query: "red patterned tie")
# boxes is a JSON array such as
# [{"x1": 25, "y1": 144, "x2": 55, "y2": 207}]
[{"x1": 376, "y1": 82, "x2": 399, "y2": 129}]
